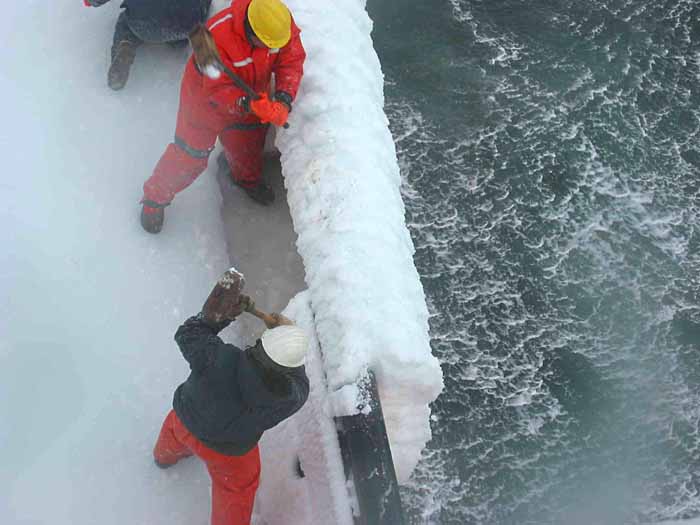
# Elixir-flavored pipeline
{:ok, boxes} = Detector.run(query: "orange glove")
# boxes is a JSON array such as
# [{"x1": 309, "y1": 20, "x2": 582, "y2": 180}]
[{"x1": 250, "y1": 93, "x2": 289, "y2": 127}]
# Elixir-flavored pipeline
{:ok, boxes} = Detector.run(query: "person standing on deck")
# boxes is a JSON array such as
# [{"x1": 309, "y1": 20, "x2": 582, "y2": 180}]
[
  {"x1": 83, "y1": 0, "x2": 213, "y2": 90},
  {"x1": 153, "y1": 280, "x2": 309, "y2": 525},
  {"x1": 139, "y1": 0, "x2": 306, "y2": 234}
]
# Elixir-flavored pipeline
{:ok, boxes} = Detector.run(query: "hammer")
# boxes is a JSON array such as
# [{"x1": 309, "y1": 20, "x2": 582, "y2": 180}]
[{"x1": 202, "y1": 268, "x2": 285, "y2": 328}]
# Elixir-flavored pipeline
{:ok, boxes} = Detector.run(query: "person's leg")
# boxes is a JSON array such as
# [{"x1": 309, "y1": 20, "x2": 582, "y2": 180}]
[
  {"x1": 140, "y1": 69, "x2": 221, "y2": 232},
  {"x1": 143, "y1": 140, "x2": 212, "y2": 206},
  {"x1": 168, "y1": 417, "x2": 261, "y2": 525},
  {"x1": 143, "y1": 92, "x2": 219, "y2": 207},
  {"x1": 204, "y1": 446, "x2": 261, "y2": 525},
  {"x1": 152, "y1": 410, "x2": 193, "y2": 467},
  {"x1": 108, "y1": 11, "x2": 142, "y2": 90},
  {"x1": 219, "y1": 125, "x2": 275, "y2": 204},
  {"x1": 140, "y1": 137, "x2": 212, "y2": 233},
  {"x1": 218, "y1": 125, "x2": 269, "y2": 189}
]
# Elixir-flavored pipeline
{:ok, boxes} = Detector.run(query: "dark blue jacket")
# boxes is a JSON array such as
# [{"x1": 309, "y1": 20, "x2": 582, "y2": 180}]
[
  {"x1": 94, "y1": 0, "x2": 212, "y2": 41},
  {"x1": 172, "y1": 315, "x2": 309, "y2": 456},
  {"x1": 123, "y1": 0, "x2": 210, "y2": 27}
]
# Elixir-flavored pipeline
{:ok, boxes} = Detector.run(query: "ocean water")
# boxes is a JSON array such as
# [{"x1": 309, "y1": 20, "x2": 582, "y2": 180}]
[{"x1": 365, "y1": 0, "x2": 700, "y2": 523}]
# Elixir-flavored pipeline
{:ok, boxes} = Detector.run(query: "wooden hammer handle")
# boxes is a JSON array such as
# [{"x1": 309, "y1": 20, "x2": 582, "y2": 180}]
[{"x1": 247, "y1": 306, "x2": 279, "y2": 328}]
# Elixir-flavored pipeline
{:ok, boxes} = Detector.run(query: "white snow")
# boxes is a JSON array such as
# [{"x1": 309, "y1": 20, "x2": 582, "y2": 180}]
[
  {"x1": 1, "y1": 0, "x2": 442, "y2": 523},
  {"x1": 330, "y1": 383, "x2": 364, "y2": 417},
  {"x1": 1, "y1": 3, "x2": 231, "y2": 523}
]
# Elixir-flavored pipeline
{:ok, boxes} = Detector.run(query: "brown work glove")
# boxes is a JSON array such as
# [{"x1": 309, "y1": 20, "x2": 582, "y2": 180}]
[
  {"x1": 264, "y1": 313, "x2": 294, "y2": 329},
  {"x1": 203, "y1": 293, "x2": 253, "y2": 326}
]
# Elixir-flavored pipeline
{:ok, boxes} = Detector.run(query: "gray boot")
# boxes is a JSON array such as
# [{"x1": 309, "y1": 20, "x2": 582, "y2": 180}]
[
  {"x1": 108, "y1": 40, "x2": 137, "y2": 91},
  {"x1": 108, "y1": 12, "x2": 141, "y2": 91}
]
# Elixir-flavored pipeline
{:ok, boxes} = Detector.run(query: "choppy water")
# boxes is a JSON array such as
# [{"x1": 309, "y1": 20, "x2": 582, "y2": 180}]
[{"x1": 366, "y1": 0, "x2": 700, "y2": 523}]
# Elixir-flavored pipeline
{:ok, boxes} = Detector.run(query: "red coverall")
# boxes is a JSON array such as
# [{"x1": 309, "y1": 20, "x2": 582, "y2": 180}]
[
  {"x1": 142, "y1": 0, "x2": 305, "y2": 206},
  {"x1": 154, "y1": 410, "x2": 261, "y2": 525}
]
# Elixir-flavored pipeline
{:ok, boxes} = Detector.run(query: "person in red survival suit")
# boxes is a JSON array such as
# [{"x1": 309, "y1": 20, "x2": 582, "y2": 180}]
[{"x1": 139, "y1": 0, "x2": 305, "y2": 234}]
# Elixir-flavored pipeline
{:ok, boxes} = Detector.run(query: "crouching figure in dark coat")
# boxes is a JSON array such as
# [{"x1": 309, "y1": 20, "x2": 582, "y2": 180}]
[
  {"x1": 152, "y1": 284, "x2": 309, "y2": 525},
  {"x1": 84, "y1": 0, "x2": 213, "y2": 90}
]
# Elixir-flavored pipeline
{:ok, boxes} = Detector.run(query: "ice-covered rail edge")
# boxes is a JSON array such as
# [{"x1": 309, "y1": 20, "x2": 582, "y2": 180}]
[{"x1": 275, "y1": 0, "x2": 444, "y2": 483}]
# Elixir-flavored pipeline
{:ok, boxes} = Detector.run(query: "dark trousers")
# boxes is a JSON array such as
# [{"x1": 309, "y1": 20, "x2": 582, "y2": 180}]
[{"x1": 112, "y1": 12, "x2": 142, "y2": 59}]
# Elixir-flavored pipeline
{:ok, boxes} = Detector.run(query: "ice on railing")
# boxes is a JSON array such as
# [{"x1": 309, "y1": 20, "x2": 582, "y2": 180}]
[{"x1": 274, "y1": 0, "x2": 444, "y2": 483}]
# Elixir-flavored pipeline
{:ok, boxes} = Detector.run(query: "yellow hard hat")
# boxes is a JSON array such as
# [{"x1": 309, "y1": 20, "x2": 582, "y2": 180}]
[{"x1": 248, "y1": 0, "x2": 292, "y2": 49}]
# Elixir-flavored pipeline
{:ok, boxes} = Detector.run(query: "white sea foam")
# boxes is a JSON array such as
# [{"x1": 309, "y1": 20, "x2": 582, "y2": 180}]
[{"x1": 387, "y1": 1, "x2": 700, "y2": 520}]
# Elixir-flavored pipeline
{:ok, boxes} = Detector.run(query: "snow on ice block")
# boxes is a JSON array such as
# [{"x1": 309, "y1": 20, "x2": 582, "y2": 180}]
[
  {"x1": 255, "y1": 292, "x2": 354, "y2": 525},
  {"x1": 275, "y1": 0, "x2": 444, "y2": 483}
]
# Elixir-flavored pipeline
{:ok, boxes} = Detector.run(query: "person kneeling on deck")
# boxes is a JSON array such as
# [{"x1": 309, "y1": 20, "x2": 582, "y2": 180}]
[
  {"x1": 83, "y1": 0, "x2": 213, "y2": 90},
  {"x1": 153, "y1": 285, "x2": 309, "y2": 525},
  {"x1": 140, "y1": 0, "x2": 306, "y2": 234}
]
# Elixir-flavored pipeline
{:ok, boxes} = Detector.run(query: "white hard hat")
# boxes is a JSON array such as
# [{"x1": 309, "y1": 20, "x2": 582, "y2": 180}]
[{"x1": 260, "y1": 325, "x2": 308, "y2": 368}]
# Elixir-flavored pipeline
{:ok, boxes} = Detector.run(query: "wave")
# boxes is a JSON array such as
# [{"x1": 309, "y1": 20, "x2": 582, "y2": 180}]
[{"x1": 376, "y1": 0, "x2": 700, "y2": 522}]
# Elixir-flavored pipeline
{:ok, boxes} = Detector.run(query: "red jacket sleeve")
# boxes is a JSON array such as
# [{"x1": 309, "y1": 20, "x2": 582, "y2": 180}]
[{"x1": 273, "y1": 28, "x2": 306, "y2": 100}]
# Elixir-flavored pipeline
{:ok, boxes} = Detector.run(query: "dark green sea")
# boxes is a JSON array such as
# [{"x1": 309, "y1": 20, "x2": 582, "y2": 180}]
[{"x1": 367, "y1": 1, "x2": 700, "y2": 523}]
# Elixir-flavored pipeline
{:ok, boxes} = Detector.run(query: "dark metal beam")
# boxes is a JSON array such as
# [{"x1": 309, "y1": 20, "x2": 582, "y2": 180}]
[{"x1": 336, "y1": 371, "x2": 406, "y2": 525}]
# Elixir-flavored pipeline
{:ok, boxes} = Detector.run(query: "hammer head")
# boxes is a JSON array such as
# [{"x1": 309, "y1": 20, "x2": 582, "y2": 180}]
[
  {"x1": 219, "y1": 267, "x2": 245, "y2": 292},
  {"x1": 202, "y1": 267, "x2": 246, "y2": 324},
  {"x1": 189, "y1": 24, "x2": 223, "y2": 79}
]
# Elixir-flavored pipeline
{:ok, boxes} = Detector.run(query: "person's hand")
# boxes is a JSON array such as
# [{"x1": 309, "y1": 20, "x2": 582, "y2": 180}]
[
  {"x1": 201, "y1": 270, "x2": 245, "y2": 325},
  {"x1": 250, "y1": 93, "x2": 289, "y2": 127},
  {"x1": 265, "y1": 313, "x2": 294, "y2": 329},
  {"x1": 233, "y1": 295, "x2": 255, "y2": 318}
]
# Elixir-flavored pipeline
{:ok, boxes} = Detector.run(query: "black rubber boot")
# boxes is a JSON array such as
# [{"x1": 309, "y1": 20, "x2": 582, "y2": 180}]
[
  {"x1": 108, "y1": 40, "x2": 137, "y2": 91},
  {"x1": 140, "y1": 201, "x2": 166, "y2": 234},
  {"x1": 217, "y1": 152, "x2": 275, "y2": 206},
  {"x1": 240, "y1": 181, "x2": 275, "y2": 205}
]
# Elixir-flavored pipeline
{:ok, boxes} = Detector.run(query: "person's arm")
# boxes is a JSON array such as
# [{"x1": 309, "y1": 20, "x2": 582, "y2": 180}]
[
  {"x1": 271, "y1": 25, "x2": 306, "y2": 106},
  {"x1": 176, "y1": 269, "x2": 248, "y2": 373},
  {"x1": 174, "y1": 314, "x2": 232, "y2": 373},
  {"x1": 245, "y1": 28, "x2": 305, "y2": 127}
]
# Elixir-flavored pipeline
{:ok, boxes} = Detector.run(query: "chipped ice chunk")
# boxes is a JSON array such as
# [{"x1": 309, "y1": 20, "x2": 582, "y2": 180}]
[{"x1": 203, "y1": 64, "x2": 221, "y2": 79}]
